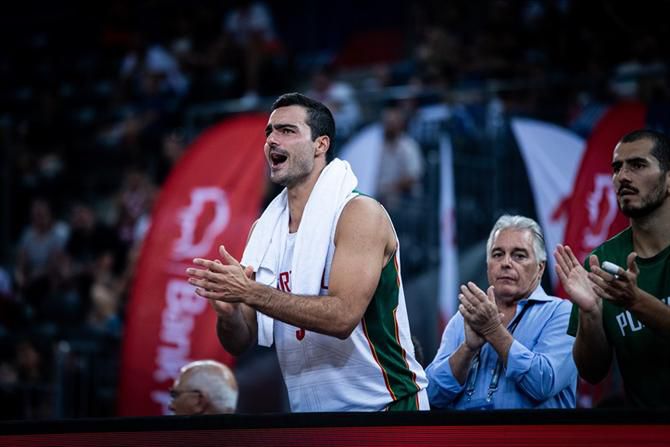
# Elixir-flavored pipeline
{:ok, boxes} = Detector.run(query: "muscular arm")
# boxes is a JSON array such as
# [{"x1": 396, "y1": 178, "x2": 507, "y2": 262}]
[
  {"x1": 214, "y1": 301, "x2": 258, "y2": 356},
  {"x1": 627, "y1": 291, "x2": 670, "y2": 337},
  {"x1": 554, "y1": 245, "x2": 612, "y2": 383},
  {"x1": 210, "y1": 222, "x2": 259, "y2": 356},
  {"x1": 244, "y1": 196, "x2": 392, "y2": 338},
  {"x1": 573, "y1": 304, "x2": 613, "y2": 384},
  {"x1": 189, "y1": 196, "x2": 394, "y2": 340}
]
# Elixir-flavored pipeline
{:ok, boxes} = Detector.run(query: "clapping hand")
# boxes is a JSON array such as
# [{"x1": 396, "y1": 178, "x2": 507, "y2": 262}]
[
  {"x1": 554, "y1": 244, "x2": 600, "y2": 313},
  {"x1": 186, "y1": 245, "x2": 254, "y2": 315}
]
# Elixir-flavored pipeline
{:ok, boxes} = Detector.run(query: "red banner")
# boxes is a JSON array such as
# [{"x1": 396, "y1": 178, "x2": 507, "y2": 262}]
[
  {"x1": 118, "y1": 114, "x2": 268, "y2": 416},
  {"x1": 562, "y1": 102, "x2": 646, "y2": 269}
]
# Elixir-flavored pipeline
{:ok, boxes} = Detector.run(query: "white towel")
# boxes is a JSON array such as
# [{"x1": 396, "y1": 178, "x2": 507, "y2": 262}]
[{"x1": 241, "y1": 158, "x2": 358, "y2": 346}]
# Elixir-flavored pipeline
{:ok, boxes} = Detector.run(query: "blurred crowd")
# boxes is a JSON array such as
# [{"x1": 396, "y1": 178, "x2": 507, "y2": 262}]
[{"x1": 0, "y1": 0, "x2": 668, "y2": 419}]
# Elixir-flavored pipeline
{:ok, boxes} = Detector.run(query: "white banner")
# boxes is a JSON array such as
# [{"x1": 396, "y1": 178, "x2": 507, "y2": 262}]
[
  {"x1": 511, "y1": 118, "x2": 585, "y2": 289},
  {"x1": 339, "y1": 123, "x2": 383, "y2": 197},
  {"x1": 439, "y1": 135, "x2": 459, "y2": 322}
]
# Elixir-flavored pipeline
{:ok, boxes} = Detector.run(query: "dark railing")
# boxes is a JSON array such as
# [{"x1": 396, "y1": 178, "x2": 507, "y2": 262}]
[{"x1": 1, "y1": 409, "x2": 669, "y2": 446}]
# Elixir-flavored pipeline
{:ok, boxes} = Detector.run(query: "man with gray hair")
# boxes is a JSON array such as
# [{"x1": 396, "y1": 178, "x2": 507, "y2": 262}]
[
  {"x1": 426, "y1": 215, "x2": 577, "y2": 409},
  {"x1": 168, "y1": 360, "x2": 238, "y2": 415}
]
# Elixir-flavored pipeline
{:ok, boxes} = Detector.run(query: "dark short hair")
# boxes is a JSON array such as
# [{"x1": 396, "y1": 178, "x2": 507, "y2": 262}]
[
  {"x1": 620, "y1": 129, "x2": 670, "y2": 172},
  {"x1": 271, "y1": 92, "x2": 336, "y2": 143}
]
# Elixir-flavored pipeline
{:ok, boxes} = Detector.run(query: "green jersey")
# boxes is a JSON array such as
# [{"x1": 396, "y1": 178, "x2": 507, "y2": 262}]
[{"x1": 568, "y1": 227, "x2": 670, "y2": 408}]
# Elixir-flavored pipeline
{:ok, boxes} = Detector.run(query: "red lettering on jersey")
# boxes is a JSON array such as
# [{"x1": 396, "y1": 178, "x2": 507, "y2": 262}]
[
  {"x1": 296, "y1": 328, "x2": 305, "y2": 341},
  {"x1": 277, "y1": 272, "x2": 303, "y2": 339},
  {"x1": 278, "y1": 271, "x2": 291, "y2": 292}
]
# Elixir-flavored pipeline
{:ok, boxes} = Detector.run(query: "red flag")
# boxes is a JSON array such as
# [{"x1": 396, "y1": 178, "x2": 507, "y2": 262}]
[
  {"x1": 118, "y1": 114, "x2": 268, "y2": 416},
  {"x1": 560, "y1": 102, "x2": 646, "y2": 407},
  {"x1": 562, "y1": 102, "x2": 646, "y2": 271}
]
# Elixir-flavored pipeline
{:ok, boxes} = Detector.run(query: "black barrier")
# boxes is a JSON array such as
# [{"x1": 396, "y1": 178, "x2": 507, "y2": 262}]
[{"x1": 1, "y1": 410, "x2": 669, "y2": 446}]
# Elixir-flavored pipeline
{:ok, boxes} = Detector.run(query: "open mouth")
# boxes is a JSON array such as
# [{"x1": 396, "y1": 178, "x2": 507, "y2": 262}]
[{"x1": 270, "y1": 151, "x2": 288, "y2": 168}]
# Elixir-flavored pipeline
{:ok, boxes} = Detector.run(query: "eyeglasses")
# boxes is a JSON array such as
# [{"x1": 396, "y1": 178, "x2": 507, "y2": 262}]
[{"x1": 169, "y1": 388, "x2": 201, "y2": 399}]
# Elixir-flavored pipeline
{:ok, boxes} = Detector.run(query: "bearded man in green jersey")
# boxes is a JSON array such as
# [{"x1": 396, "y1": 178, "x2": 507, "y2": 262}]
[{"x1": 555, "y1": 129, "x2": 670, "y2": 408}]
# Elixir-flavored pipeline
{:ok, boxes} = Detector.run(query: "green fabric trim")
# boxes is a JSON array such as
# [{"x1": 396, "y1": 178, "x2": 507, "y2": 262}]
[
  {"x1": 362, "y1": 256, "x2": 419, "y2": 401},
  {"x1": 386, "y1": 391, "x2": 420, "y2": 411}
]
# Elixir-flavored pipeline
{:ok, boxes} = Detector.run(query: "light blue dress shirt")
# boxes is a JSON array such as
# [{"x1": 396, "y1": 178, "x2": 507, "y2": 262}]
[{"x1": 426, "y1": 286, "x2": 577, "y2": 409}]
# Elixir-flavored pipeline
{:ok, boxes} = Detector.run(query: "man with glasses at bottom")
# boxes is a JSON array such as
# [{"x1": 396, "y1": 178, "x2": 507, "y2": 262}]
[
  {"x1": 169, "y1": 360, "x2": 238, "y2": 415},
  {"x1": 426, "y1": 215, "x2": 577, "y2": 409}
]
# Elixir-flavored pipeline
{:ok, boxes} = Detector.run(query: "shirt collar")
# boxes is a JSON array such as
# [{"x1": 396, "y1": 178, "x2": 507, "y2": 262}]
[{"x1": 518, "y1": 285, "x2": 552, "y2": 305}]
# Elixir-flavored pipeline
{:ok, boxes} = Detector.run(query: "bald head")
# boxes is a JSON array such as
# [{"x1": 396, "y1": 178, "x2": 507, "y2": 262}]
[{"x1": 169, "y1": 360, "x2": 238, "y2": 415}]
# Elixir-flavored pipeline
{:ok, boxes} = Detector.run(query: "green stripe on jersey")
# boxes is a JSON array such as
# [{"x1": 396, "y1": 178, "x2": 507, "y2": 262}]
[{"x1": 362, "y1": 254, "x2": 419, "y2": 401}]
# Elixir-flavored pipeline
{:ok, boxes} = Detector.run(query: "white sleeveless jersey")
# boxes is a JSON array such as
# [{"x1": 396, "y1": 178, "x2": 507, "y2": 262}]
[{"x1": 271, "y1": 195, "x2": 427, "y2": 412}]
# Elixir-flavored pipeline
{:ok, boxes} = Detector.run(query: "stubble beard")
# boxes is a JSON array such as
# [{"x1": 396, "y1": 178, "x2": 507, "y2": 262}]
[
  {"x1": 271, "y1": 157, "x2": 314, "y2": 188},
  {"x1": 620, "y1": 179, "x2": 668, "y2": 218}
]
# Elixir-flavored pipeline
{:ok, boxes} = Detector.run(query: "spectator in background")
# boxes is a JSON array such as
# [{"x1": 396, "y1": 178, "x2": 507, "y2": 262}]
[
  {"x1": 155, "y1": 130, "x2": 187, "y2": 185},
  {"x1": 0, "y1": 266, "x2": 22, "y2": 335},
  {"x1": 13, "y1": 337, "x2": 52, "y2": 419},
  {"x1": 169, "y1": 360, "x2": 238, "y2": 415},
  {"x1": 0, "y1": 266, "x2": 13, "y2": 303},
  {"x1": 100, "y1": 33, "x2": 185, "y2": 161},
  {"x1": 413, "y1": 25, "x2": 460, "y2": 91},
  {"x1": 84, "y1": 251, "x2": 123, "y2": 338},
  {"x1": 0, "y1": 338, "x2": 52, "y2": 420},
  {"x1": 217, "y1": 0, "x2": 283, "y2": 105},
  {"x1": 120, "y1": 33, "x2": 189, "y2": 98},
  {"x1": 115, "y1": 167, "x2": 156, "y2": 250},
  {"x1": 14, "y1": 199, "x2": 68, "y2": 312},
  {"x1": 0, "y1": 265, "x2": 14, "y2": 301},
  {"x1": 427, "y1": 215, "x2": 577, "y2": 409},
  {"x1": 62, "y1": 202, "x2": 120, "y2": 318},
  {"x1": 376, "y1": 105, "x2": 424, "y2": 211},
  {"x1": 0, "y1": 354, "x2": 21, "y2": 419},
  {"x1": 307, "y1": 65, "x2": 361, "y2": 140}
]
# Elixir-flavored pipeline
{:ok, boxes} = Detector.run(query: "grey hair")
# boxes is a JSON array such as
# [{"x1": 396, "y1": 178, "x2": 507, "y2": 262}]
[
  {"x1": 486, "y1": 215, "x2": 547, "y2": 262},
  {"x1": 180, "y1": 360, "x2": 238, "y2": 413}
]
